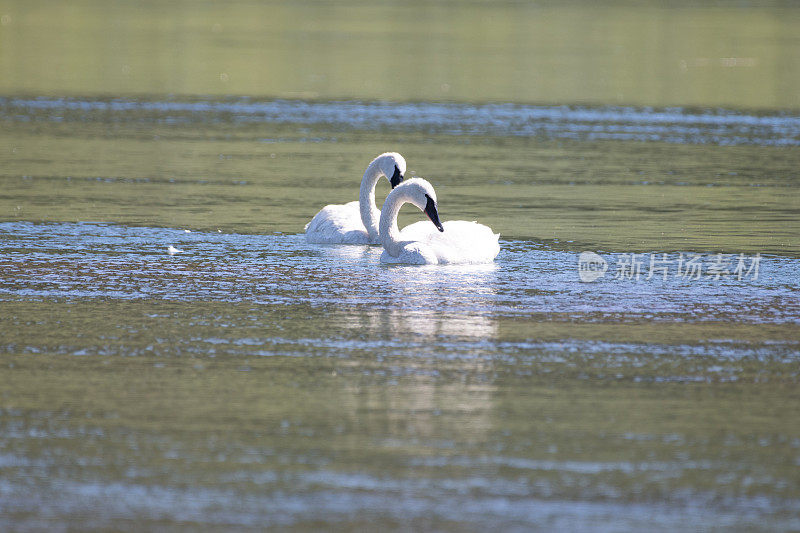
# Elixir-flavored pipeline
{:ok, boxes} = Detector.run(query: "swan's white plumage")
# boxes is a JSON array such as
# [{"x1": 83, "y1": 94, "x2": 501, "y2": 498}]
[
  {"x1": 304, "y1": 200, "x2": 371, "y2": 244},
  {"x1": 305, "y1": 152, "x2": 406, "y2": 245},
  {"x1": 379, "y1": 178, "x2": 500, "y2": 265},
  {"x1": 387, "y1": 220, "x2": 500, "y2": 264}
]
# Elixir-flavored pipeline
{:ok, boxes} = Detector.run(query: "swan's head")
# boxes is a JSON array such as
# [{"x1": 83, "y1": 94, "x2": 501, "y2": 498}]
[
  {"x1": 376, "y1": 152, "x2": 406, "y2": 188},
  {"x1": 398, "y1": 178, "x2": 444, "y2": 232}
]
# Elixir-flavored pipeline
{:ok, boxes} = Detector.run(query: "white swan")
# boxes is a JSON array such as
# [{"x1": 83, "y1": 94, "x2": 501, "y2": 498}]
[
  {"x1": 379, "y1": 178, "x2": 500, "y2": 265},
  {"x1": 305, "y1": 152, "x2": 406, "y2": 244}
]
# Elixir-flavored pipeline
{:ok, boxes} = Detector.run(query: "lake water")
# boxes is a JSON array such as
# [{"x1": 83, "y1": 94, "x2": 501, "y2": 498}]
[{"x1": 1, "y1": 1, "x2": 799, "y2": 531}]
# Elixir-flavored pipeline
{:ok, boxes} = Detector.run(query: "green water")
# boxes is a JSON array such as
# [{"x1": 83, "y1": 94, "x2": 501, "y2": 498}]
[
  {"x1": 2, "y1": 119, "x2": 799, "y2": 254},
  {"x1": 2, "y1": 0, "x2": 800, "y2": 109},
  {"x1": 1, "y1": 0, "x2": 799, "y2": 530}
]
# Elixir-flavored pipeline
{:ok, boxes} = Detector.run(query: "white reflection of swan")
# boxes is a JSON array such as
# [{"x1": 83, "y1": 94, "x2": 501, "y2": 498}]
[
  {"x1": 379, "y1": 178, "x2": 500, "y2": 265},
  {"x1": 346, "y1": 261, "x2": 500, "y2": 340},
  {"x1": 305, "y1": 152, "x2": 406, "y2": 245},
  {"x1": 398, "y1": 309, "x2": 497, "y2": 339}
]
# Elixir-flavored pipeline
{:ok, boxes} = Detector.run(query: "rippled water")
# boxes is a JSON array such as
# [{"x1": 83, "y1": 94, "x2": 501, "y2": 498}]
[
  {"x1": 4, "y1": 96, "x2": 800, "y2": 146},
  {"x1": 2, "y1": 221, "x2": 799, "y2": 530},
  {"x1": 2, "y1": 221, "x2": 798, "y2": 322},
  {"x1": 2, "y1": 0, "x2": 800, "y2": 530},
  {"x1": 2, "y1": 100, "x2": 799, "y2": 529}
]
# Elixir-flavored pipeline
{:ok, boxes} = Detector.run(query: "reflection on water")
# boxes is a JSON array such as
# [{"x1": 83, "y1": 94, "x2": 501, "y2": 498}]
[
  {"x1": 1, "y1": 222, "x2": 799, "y2": 529},
  {"x1": 2, "y1": 221, "x2": 798, "y2": 367},
  {"x1": 2, "y1": 0, "x2": 800, "y2": 528},
  {"x1": 3, "y1": 222, "x2": 796, "y2": 323}
]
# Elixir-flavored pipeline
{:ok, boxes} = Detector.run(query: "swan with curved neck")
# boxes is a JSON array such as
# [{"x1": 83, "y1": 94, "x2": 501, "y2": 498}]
[
  {"x1": 380, "y1": 178, "x2": 500, "y2": 265},
  {"x1": 305, "y1": 152, "x2": 406, "y2": 244}
]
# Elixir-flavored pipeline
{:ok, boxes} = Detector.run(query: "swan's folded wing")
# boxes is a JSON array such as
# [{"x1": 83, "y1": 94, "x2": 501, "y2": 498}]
[
  {"x1": 305, "y1": 201, "x2": 370, "y2": 244},
  {"x1": 399, "y1": 220, "x2": 440, "y2": 242},
  {"x1": 420, "y1": 220, "x2": 499, "y2": 264}
]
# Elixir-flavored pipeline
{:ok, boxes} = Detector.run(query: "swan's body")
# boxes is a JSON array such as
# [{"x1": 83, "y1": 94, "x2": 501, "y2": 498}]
[
  {"x1": 304, "y1": 200, "x2": 371, "y2": 245},
  {"x1": 305, "y1": 152, "x2": 406, "y2": 244},
  {"x1": 379, "y1": 178, "x2": 500, "y2": 265}
]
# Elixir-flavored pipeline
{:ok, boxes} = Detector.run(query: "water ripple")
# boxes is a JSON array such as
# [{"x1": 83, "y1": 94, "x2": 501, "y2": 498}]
[
  {"x1": 1, "y1": 222, "x2": 796, "y2": 319},
  {"x1": 3, "y1": 96, "x2": 799, "y2": 146}
]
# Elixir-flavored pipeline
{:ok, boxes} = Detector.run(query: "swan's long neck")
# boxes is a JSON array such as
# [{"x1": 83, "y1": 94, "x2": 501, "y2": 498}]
[
  {"x1": 379, "y1": 188, "x2": 408, "y2": 257},
  {"x1": 359, "y1": 160, "x2": 384, "y2": 240}
]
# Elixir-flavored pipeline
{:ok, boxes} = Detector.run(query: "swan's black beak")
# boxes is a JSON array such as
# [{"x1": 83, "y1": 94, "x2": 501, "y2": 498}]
[
  {"x1": 424, "y1": 194, "x2": 444, "y2": 232},
  {"x1": 390, "y1": 165, "x2": 404, "y2": 189}
]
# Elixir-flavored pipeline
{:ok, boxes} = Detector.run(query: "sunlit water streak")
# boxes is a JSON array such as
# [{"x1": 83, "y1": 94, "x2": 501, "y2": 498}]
[
  {"x1": 2, "y1": 469, "x2": 794, "y2": 532},
  {"x1": 2, "y1": 222, "x2": 798, "y2": 361},
  {"x1": 3, "y1": 96, "x2": 800, "y2": 146},
  {"x1": 2, "y1": 223, "x2": 799, "y2": 530},
  {"x1": 2, "y1": 2, "x2": 799, "y2": 528},
  {"x1": 1, "y1": 407, "x2": 798, "y2": 531},
  {"x1": 1, "y1": 222, "x2": 797, "y2": 314}
]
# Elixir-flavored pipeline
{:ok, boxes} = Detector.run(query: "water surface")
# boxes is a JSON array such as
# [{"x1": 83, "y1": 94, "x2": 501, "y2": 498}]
[
  {"x1": 2, "y1": 0, "x2": 800, "y2": 109},
  {"x1": 1, "y1": 222, "x2": 799, "y2": 530},
  {"x1": 1, "y1": 0, "x2": 800, "y2": 531},
  {"x1": 2, "y1": 95, "x2": 798, "y2": 255}
]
